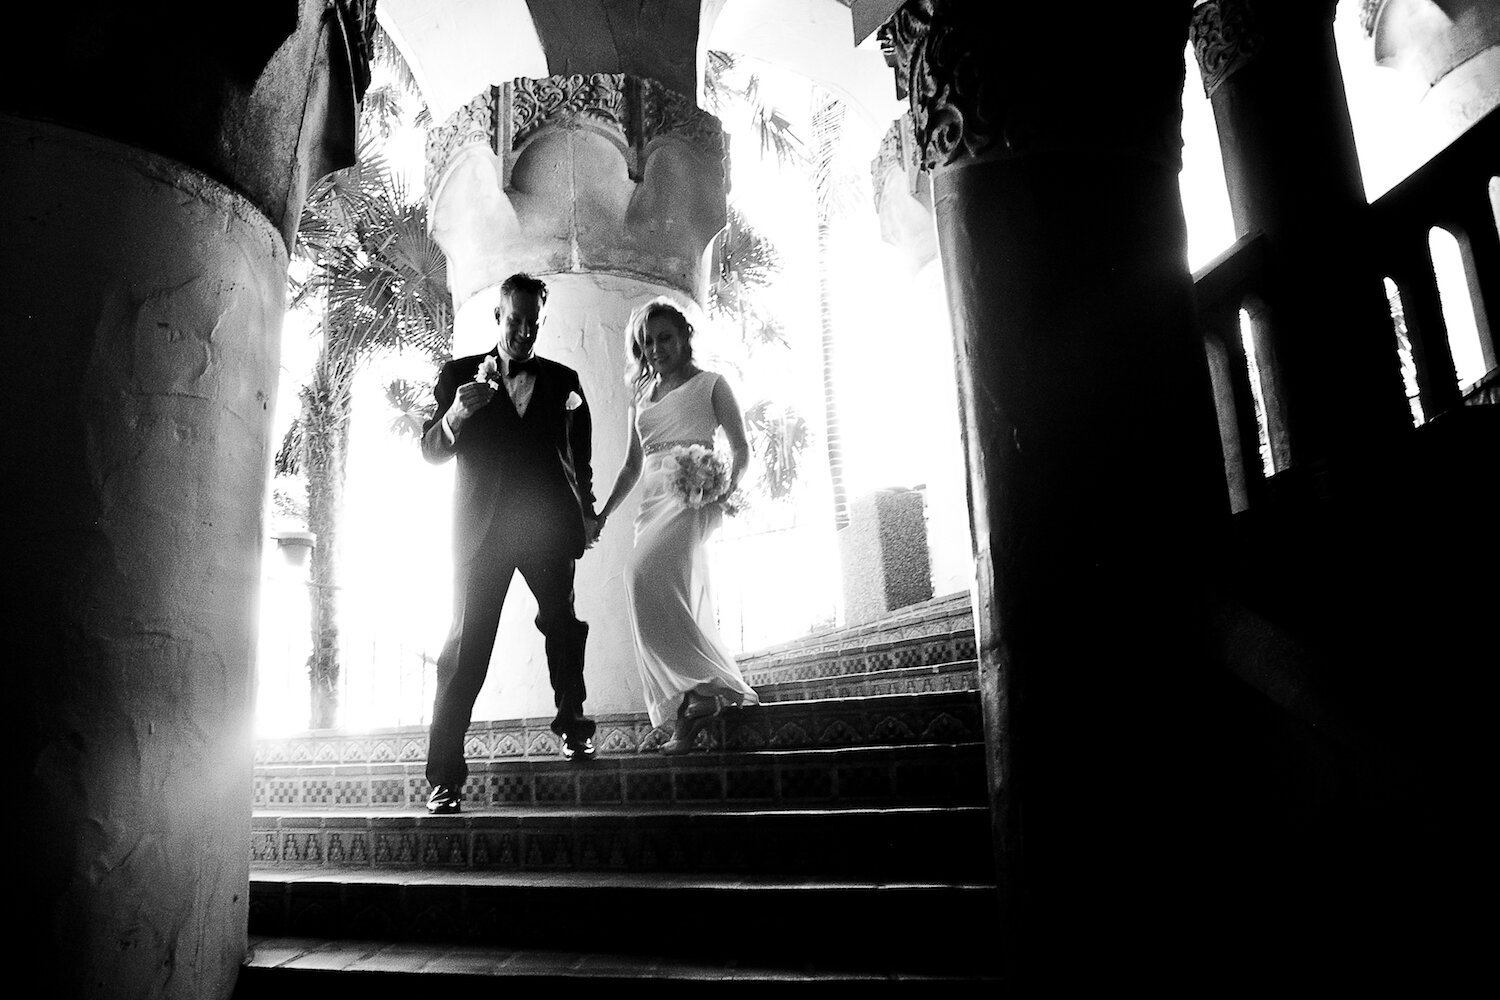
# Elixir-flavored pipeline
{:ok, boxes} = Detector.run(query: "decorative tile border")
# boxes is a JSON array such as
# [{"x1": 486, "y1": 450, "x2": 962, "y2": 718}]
[
  {"x1": 249, "y1": 802, "x2": 994, "y2": 881},
  {"x1": 754, "y1": 659, "x2": 978, "y2": 702},
  {"x1": 256, "y1": 690, "x2": 983, "y2": 769},
  {"x1": 253, "y1": 742, "x2": 986, "y2": 812}
]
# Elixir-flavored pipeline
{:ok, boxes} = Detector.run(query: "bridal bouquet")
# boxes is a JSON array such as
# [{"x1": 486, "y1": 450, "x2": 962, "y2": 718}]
[{"x1": 665, "y1": 444, "x2": 745, "y2": 515}]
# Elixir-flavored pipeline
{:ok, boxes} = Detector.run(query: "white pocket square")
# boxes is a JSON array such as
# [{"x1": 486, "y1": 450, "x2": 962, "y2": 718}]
[{"x1": 565, "y1": 390, "x2": 584, "y2": 410}]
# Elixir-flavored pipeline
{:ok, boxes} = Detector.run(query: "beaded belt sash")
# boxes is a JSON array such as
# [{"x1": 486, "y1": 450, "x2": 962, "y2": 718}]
[{"x1": 643, "y1": 438, "x2": 713, "y2": 456}]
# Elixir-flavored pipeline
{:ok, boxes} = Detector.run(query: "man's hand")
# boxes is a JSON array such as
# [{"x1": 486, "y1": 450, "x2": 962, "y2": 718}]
[
  {"x1": 446, "y1": 380, "x2": 497, "y2": 433},
  {"x1": 583, "y1": 514, "x2": 603, "y2": 549}
]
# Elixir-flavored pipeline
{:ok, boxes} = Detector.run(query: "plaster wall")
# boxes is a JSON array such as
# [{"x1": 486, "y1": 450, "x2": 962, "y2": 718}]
[
  {"x1": 379, "y1": 0, "x2": 548, "y2": 122},
  {"x1": 2, "y1": 116, "x2": 285, "y2": 998}
]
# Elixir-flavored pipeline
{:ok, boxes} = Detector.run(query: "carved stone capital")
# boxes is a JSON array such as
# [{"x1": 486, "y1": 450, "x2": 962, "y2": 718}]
[
  {"x1": 870, "y1": 112, "x2": 938, "y2": 268},
  {"x1": 877, "y1": 1, "x2": 1188, "y2": 171},
  {"x1": 424, "y1": 88, "x2": 498, "y2": 204},
  {"x1": 1189, "y1": 0, "x2": 1265, "y2": 98},
  {"x1": 424, "y1": 75, "x2": 728, "y2": 307},
  {"x1": 878, "y1": 1, "x2": 997, "y2": 169},
  {"x1": 1190, "y1": 0, "x2": 1344, "y2": 96},
  {"x1": 870, "y1": 111, "x2": 927, "y2": 207},
  {"x1": 426, "y1": 74, "x2": 725, "y2": 203}
]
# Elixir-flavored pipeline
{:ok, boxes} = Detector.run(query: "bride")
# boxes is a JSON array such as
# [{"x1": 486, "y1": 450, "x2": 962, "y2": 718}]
[{"x1": 594, "y1": 298, "x2": 760, "y2": 753}]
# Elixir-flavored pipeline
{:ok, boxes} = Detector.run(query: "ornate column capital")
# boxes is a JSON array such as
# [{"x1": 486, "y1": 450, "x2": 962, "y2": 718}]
[
  {"x1": 425, "y1": 74, "x2": 725, "y2": 204},
  {"x1": 870, "y1": 112, "x2": 928, "y2": 209},
  {"x1": 1189, "y1": 0, "x2": 1265, "y2": 98},
  {"x1": 870, "y1": 111, "x2": 939, "y2": 268},
  {"x1": 423, "y1": 74, "x2": 728, "y2": 307},
  {"x1": 877, "y1": 1, "x2": 1190, "y2": 171},
  {"x1": 1189, "y1": 0, "x2": 1342, "y2": 98}
]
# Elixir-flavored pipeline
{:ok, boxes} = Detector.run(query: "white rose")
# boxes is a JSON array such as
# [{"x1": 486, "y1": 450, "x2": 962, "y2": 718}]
[{"x1": 475, "y1": 355, "x2": 501, "y2": 387}]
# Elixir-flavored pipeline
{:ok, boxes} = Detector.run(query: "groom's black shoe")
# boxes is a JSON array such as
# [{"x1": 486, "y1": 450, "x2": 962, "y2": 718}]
[
  {"x1": 426, "y1": 785, "x2": 462, "y2": 814},
  {"x1": 561, "y1": 733, "x2": 596, "y2": 763}
]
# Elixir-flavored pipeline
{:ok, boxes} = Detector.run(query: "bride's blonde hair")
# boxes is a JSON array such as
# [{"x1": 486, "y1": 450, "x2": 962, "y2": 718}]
[{"x1": 624, "y1": 297, "x2": 695, "y2": 392}]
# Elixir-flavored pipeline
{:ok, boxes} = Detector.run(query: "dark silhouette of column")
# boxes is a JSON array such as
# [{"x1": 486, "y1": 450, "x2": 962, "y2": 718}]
[
  {"x1": 1191, "y1": 0, "x2": 1411, "y2": 477},
  {"x1": 881, "y1": 1, "x2": 1234, "y2": 986},
  {"x1": 0, "y1": 3, "x2": 375, "y2": 996}
]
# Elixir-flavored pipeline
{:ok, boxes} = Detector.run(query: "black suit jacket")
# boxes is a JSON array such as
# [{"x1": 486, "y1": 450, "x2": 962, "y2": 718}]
[{"x1": 421, "y1": 351, "x2": 596, "y2": 563}]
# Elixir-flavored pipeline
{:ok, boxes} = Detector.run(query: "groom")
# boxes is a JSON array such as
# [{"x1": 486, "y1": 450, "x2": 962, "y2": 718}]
[{"x1": 421, "y1": 272, "x2": 600, "y2": 815}]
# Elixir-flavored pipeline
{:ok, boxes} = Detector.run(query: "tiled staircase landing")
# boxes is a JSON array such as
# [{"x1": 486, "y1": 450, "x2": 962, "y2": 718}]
[{"x1": 241, "y1": 593, "x2": 1000, "y2": 987}]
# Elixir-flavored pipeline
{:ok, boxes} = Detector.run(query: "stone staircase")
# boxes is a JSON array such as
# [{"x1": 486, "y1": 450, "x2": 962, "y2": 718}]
[{"x1": 239, "y1": 593, "x2": 1000, "y2": 988}]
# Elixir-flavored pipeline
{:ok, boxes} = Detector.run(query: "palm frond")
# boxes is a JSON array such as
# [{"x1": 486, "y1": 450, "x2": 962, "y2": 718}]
[
  {"x1": 383, "y1": 378, "x2": 435, "y2": 440},
  {"x1": 711, "y1": 203, "x2": 780, "y2": 302},
  {"x1": 743, "y1": 400, "x2": 808, "y2": 500},
  {"x1": 359, "y1": 82, "x2": 403, "y2": 139},
  {"x1": 372, "y1": 22, "x2": 425, "y2": 110},
  {"x1": 274, "y1": 418, "x2": 305, "y2": 476},
  {"x1": 811, "y1": 89, "x2": 866, "y2": 222},
  {"x1": 703, "y1": 49, "x2": 806, "y2": 170}
]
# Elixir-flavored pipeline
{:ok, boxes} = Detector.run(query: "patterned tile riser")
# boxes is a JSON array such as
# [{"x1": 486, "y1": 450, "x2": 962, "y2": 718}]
[
  {"x1": 755, "y1": 669, "x2": 977, "y2": 703},
  {"x1": 255, "y1": 692, "x2": 982, "y2": 769},
  {"x1": 248, "y1": 811, "x2": 994, "y2": 881},
  {"x1": 739, "y1": 633, "x2": 978, "y2": 685},
  {"x1": 251, "y1": 604, "x2": 979, "y2": 762},
  {"x1": 253, "y1": 745, "x2": 986, "y2": 811}
]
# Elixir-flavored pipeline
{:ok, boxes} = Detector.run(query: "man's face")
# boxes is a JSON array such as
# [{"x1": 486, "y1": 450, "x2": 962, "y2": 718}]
[{"x1": 496, "y1": 290, "x2": 544, "y2": 359}]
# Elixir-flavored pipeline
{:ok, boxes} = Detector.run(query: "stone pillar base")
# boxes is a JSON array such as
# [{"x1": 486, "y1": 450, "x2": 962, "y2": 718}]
[{"x1": 838, "y1": 488, "x2": 934, "y2": 626}]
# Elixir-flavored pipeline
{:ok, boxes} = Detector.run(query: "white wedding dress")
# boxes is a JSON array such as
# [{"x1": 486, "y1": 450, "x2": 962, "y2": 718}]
[{"x1": 625, "y1": 370, "x2": 760, "y2": 727}]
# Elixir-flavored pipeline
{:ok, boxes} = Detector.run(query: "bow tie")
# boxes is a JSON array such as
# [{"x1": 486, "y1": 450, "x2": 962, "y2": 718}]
[{"x1": 504, "y1": 357, "x2": 538, "y2": 378}]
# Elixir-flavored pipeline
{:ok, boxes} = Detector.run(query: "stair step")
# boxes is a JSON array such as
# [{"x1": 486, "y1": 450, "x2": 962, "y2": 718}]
[
  {"x1": 252, "y1": 803, "x2": 994, "y2": 881},
  {"x1": 247, "y1": 870, "x2": 1001, "y2": 975},
  {"x1": 256, "y1": 689, "x2": 983, "y2": 771},
  {"x1": 255, "y1": 742, "x2": 987, "y2": 812},
  {"x1": 755, "y1": 659, "x2": 978, "y2": 702},
  {"x1": 236, "y1": 937, "x2": 1000, "y2": 990},
  {"x1": 735, "y1": 591, "x2": 973, "y2": 668}
]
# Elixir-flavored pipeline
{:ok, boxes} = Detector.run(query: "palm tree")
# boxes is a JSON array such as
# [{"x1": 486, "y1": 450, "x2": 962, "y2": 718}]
[
  {"x1": 810, "y1": 89, "x2": 853, "y2": 530},
  {"x1": 704, "y1": 52, "x2": 863, "y2": 531},
  {"x1": 707, "y1": 203, "x2": 811, "y2": 499},
  {"x1": 703, "y1": 53, "x2": 815, "y2": 506},
  {"x1": 284, "y1": 130, "x2": 451, "y2": 730}
]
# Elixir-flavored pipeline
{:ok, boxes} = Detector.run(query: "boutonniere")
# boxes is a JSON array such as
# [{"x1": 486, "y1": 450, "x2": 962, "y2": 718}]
[
  {"x1": 475, "y1": 354, "x2": 501, "y2": 387},
  {"x1": 565, "y1": 390, "x2": 584, "y2": 411}
]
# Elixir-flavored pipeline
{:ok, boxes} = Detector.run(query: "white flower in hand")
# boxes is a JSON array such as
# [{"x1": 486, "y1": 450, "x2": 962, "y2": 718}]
[
  {"x1": 475, "y1": 355, "x2": 501, "y2": 387},
  {"x1": 565, "y1": 390, "x2": 584, "y2": 411}
]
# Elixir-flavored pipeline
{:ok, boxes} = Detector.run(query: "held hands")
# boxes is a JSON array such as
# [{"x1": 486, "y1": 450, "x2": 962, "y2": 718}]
[
  {"x1": 585, "y1": 513, "x2": 606, "y2": 548},
  {"x1": 446, "y1": 380, "x2": 497, "y2": 432}
]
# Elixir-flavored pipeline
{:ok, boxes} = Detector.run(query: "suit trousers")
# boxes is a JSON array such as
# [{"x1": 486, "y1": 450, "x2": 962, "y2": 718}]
[{"x1": 426, "y1": 532, "x2": 593, "y2": 789}]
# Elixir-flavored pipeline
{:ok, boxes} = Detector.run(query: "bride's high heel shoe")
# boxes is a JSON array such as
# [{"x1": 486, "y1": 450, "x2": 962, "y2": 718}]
[{"x1": 659, "y1": 693, "x2": 718, "y2": 755}]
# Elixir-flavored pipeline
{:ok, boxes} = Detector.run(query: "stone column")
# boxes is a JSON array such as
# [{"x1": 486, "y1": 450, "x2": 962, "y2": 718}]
[
  {"x1": 2, "y1": 122, "x2": 286, "y2": 996},
  {"x1": 425, "y1": 75, "x2": 727, "y2": 721},
  {"x1": 881, "y1": 1, "x2": 1234, "y2": 983},
  {"x1": 1191, "y1": 0, "x2": 1412, "y2": 477},
  {"x1": 0, "y1": 3, "x2": 374, "y2": 996}
]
